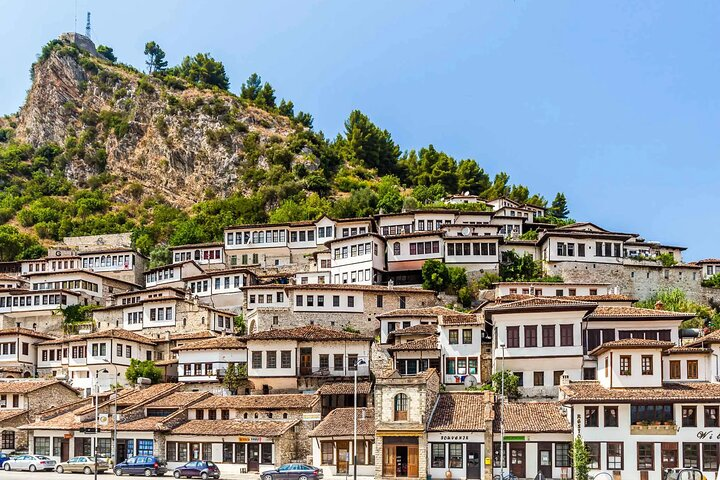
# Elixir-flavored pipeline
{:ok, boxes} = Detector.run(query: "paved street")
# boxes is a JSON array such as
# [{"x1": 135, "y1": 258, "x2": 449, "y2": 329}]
[{"x1": 1, "y1": 470, "x2": 372, "y2": 480}]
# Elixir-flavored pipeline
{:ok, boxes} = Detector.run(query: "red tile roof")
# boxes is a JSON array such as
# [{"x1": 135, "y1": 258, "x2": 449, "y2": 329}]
[
  {"x1": 428, "y1": 392, "x2": 493, "y2": 432},
  {"x1": 387, "y1": 336, "x2": 439, "y2": 352},
  {"x1": 171, "y1": 336, "x2": 245, "y2": 352},
  {"x1": 309, "y1": 408, "x2": 374, "y2": 437},
  {"x1": 587, "y1": 306, "x2": 695, "y2": 320},
  {"x1": 242, "y1": 325, "x2": 372, "y2": 342},
  {"x1": 589, "y1": 338, "x2": 675, "y2": 356},
  {"x1": 171, "y1": 419, "x2": 298, "y2": 436},
  {"x1": 377, "y1": 306, "x2": 460, "y2": 319},
  {"x1": 193, "y1": 393, "x2": 319, "y2": 410},
  {"x1": 561, "y1": 381, "x2": 720, "y2": 403},
  {"x1": 0, "y1": 327, "x2": 55, "y2": 340},
  {"x1": 0, "y1": 379, "x2": 76, "y2": 394},
  {"x1": 495, "y1": 402, "x2": 571, "y2": 433},
  {"x1": 485, "y1": 297, "x2": 597, "y2": 314},
  {"x1": 316, "y1": 381, "x2": 372, "y2": 396}
]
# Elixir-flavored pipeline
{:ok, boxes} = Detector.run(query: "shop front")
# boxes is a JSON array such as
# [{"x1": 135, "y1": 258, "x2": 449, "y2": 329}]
[
  {"x1": 427, "y1": 432, "x2": 486, "y2": 480},
  {"x1": 381, "y1": 436, "x2": 420, "y2": 478}
]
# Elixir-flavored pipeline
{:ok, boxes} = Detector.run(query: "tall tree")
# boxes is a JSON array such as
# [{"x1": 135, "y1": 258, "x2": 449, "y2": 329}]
[
  {"x1": 174, "y1": 53, "x2": 229, "y2": 90},
  {"x1": 335, "y1": 110, "x2": 400, "y2": 175},
  {"x1": 255, "y1": 82, "x2": 277, "y2": 108},
  {"x1": 456, "y1": 159, "x2": 490, "y2": 195},
  {"x1": 278, "y1": 99, "x2": 294, "y2": 117},
  {"x1": 144, "y1": 41, "x2": 168, "y2": 73},
  {"x1": 548, "y1": 192, "x2": 569, "y2": 218},
  {"x1": 240, "y1": 73, "x2": 263, "y2": 101}
]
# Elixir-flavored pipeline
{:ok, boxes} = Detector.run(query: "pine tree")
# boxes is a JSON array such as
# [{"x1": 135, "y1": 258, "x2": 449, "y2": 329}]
[
  {"x1": 456, "y1": 159, "x2": 490, "y2": 195},
  {"x1": 256, "y1": 83, "x2": 277, "y2": 108},
  {"x1": 278, "y1": 99, "x2": 295, "y2": 117},
  {"x1": 240, "y1": 73, "x2": 263, "y2": 101},
  {"x1": 144, "y1": 41, "x2": 168, "y2": 73},
  {"x1": 549, "y1": 192, "x2": 569, "y2": 218}
]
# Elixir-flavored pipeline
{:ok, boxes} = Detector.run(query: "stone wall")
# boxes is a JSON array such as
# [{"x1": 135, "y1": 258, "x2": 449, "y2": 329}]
[{"x1": 0, "y1": 313, "x2": 63, "y2": 334}]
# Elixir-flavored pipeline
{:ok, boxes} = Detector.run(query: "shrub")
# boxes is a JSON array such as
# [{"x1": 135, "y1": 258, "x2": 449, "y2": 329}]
[{"x1": 422, "y1": 259, "x2": 450, "y2": 292}]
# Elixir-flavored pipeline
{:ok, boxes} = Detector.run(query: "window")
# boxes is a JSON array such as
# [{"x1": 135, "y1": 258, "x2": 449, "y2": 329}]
[
  {"x1": 587, "y1": 442, "x2": 600, "y2": 469},
  {"x1": 319, "y1": 354, "x2": 329, "y2": 370},
  {"x1": 137, "y1": 439, "x2": 154, "y2": 456},
  {"x1": 266, "y1": 351, "x2": 277, "y2": 369},
  {"x1": 334, "y1": 354, "x2": 344, "y2": 371},
  {"x1": 461, "y1": 329, "x2": 473, "y2": 344},
  {"x1": 705, "y1": 406, "x2": 719, "y2": 427},
  {"x1": 377, "y1": 295, "x2": 383, "y2": 308},
  {"x1": 252, "y1": 351, "x2": 262, "y2": 369},
  {"x1": 670, "y1": 360, "x2": 681, "y2": 379},
  {"x1": 524, "y1": 325, "x2": 537, "y2": 347},
  {"x1": 431, "y1": 444, "x2": 445, "y2": 468},
  {"x1": 704, "y1": 443, "x2": 719, "y2": 471},
  {"x1": 632, "y1": 405, "x2": 673, "y2": 424},
  {"x1": 348, "y1": 296, "x2": 355, "y2": 307},
  {"x1": 619, "y1": 356, "x2": 631, "y2": 375},
  {"x1": 449, "y1": 443, "x2": 463, "y2": 469},
  {"x1": 533, "y1": 371, "x2": 544, "y2": 387},
  {"x1": 585, "y1": 406, "x2": 599, "y2": 427},
  {"x1": 400, "y1": 296, "x2": 407, "y2": 309},
  {"x1": 553, "y1": 370, "x2": 563, "y2": 386},
  {"x1": 604, "y1": 406, "x2": 619, "y2": 427},
  {"x1": 321, "y1": 442, "x2": 334, "y2": 465},
  {"x1": 662, "y1": 443, "x2": 678, "y2": 469},
  {"x1": 682, "y1": 406, "x2": 697, "y2": 427},
  {"x1": 507, "y1": 326, "x2": 520, "y2": 348},
  {"x1": 687, "y1": 360, "x2": 699, "y2": 379},
  {"x1": 641, "y1": 355, "x2": 653, "y2": 375},
  {"x1": 555, "y1": 443, "x2": 571, "y2": 467},
  {"x1": 607, "y1": 443, "x2": 623, "y2": 470},
  {"x1": 394, "y1": 393, "x2": 408, "y2": 421},
  {"x1": 560, "y1": 324, "x2": 573, "y2": 346},
  {"x1": 637, "y1": 443, "x2": 654, "y2": 470},
  {"x1": 449, "y1": 330, "x2": 459, "y2": 344},
  {"x1": 281, "y1": 351, "x2": 291, "y2": 369},
  {"x1": 1, "y1": 430, "x2": 15, "y2": 450},
  {"x1": 393, "y1": 243, "x2": 400, "y2": 255},
  {"x1": 684, "y1": 443, "x2": 699, "y2": 468},
  {"x1": 542, "y1": 325, "x2": 555, "y2": 347},
  {"x1": 493, "y1": 443, "x2": 507, "y2": 468},
  {"x1": 34, "y1": 436, "x2": 50, "y2": 456}
]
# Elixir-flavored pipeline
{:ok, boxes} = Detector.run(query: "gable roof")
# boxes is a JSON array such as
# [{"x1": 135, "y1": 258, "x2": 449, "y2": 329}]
[
  {"x1": 309, "y1": 407, "x2": 374, "y2": 437},
  {"x1": 494, "y1": 402, "x2": 571, "y2": 433},
  {"x1": 586, "y1": 306, "x2": 695, "y2": 320},
  {"x1": 428, "y1": 392, "x2": 493, "y2": 432},
  {"x1": 561, "y1": 381, "x2": 720, "y2": 404},
  {"x1": 387, "y1": 336, "x2": 439, "y2": 352},
  {"x1": 377, "y1": 306, "x2": 459, "y2": 319},
  {"x1": 242, "y1": 325, "x2": 372, "y2": 342},
  {"x1": 171, "y1": 419, "x2": 298, "y2": 437},
  {"x1": 686, "y1": 329, "x2": 720, "y2": 347},
  {"x1": 171, "y1": 336, "x2": 245, "y2": 352},
  {"x1": 389, "y1": 324, "x2": 438, "y2": 337},
  {"x1": 316, "y1": 381, "x2": 372, "y2": 396},
  {"x1": 589, "y1": 338, "x2": 675, "y2": 356},
  {"x1": 192, "y1": 393, "x2": 319, "y2": 410},
  {"x1": 0, "y1": 379, "x2": 77, "y2": 395},
  {"x1": 145, "y1": 391, "x2": 210, "y2": 409},
  {"x1": 0, "y1": 327, "x2": 55, "y2": 340},
  {"x1": 485, "y1": 297, "x2": 597, "y2": 315}
]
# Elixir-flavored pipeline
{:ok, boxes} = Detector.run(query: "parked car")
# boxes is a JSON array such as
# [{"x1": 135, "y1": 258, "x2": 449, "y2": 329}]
[
  {"x1": 664, "y1": 468, "x2": 706, "y2": 480},
  {"x1": 0, "y1": 452, "x2": 10, "y2": 467},
  {"x1": 173, "y1": 460, "x2": 220, "y2": 479},
  {"x1": 114, "y1": 455, "x2": 168, "y2": 476},
  {"x1": 2, "y1": 454, "x2": 56, "y2": 472},
  {"x1": 56, "y1": 456, "x2": 110, "y2": 474},
  {"x1": 261, "y1": 463, "x2": 323, "y2": 480}
]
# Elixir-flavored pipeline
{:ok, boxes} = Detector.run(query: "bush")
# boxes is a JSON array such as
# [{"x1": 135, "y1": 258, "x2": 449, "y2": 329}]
[
  {"x1": 448, "y1": 266, "x2": 468, "y2": 294},
  {"x1": 422, "y1": 259, "x2": 450, "y2": 292},
  {"x1": 458, "y1": 286, "x2": 473, "y2": 308},
  {"x1": 475, "y1": 272, "x2": 501, "y2": 290},
  {"x1": 702, "y1": 274, "x2": 720, "y2": 289},
  {"x1": 125, "y1": 359, "x2": 163, "y2": 384}
]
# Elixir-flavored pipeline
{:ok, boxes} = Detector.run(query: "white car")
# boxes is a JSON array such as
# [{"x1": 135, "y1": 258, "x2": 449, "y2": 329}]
[{"x1": 3, "y1": 454, "x2": 57, "y2": 472}]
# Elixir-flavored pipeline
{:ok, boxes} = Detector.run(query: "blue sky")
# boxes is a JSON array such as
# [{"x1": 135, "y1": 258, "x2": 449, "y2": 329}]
[{"x1": 2, "y1": 1, "x2": 718, "y2": 260}]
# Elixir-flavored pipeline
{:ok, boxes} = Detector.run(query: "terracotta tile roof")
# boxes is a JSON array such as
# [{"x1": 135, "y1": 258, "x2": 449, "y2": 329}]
[
  {"x1": 495, "y1": 402, "x2": 571, "y2": 433},
  {"x1": 495, "y1": 294, "x2": 636, "y2": 303},
  {"x1": 38, "y1": 329, "x2": 157, "y2": 346},
  {"x1": 665, "y1": 347, "x2": 712, "y2": 355},
  {"x1": 685, "y1": 330, "x2": 720, "y2": 347},
  {"x1": 561, "y1": 381, "x2": 720, "y2": 403},
  {"x1": 0, "y1": 409, "x2": 29, "y2": 422},
  {"x1": 74, "y1": 384, "x2": 180, "y2": 415},
  {"x1": 21, "y1": 410, "x2": 84, "y2": 430},
  {"x1": 242, "y1": 325, "x2": 372, "y2": 342},
  {"x1": 154, "y1": 358, "x2": 179, "y2": 366},
  {"x1": 316, "y1": 381, "x2": 372, "y2": 396},
  {"x1": 439, "y1": 314, "x2": 481, "y2": 325},
  {"x1": 309, "y1": 408, "x2": 374, "y2": 437},
  {"x1": 145, "y1": 392, "x2": 210, "y2": 409},
  {"x1": 589, "y1": 338, "x2": 675, "y2": 356},
  {"x1": 169, "y1": 331, "x2": 217, "y2": 341},
  {"x1": 587, "y1": 306, "x2": 696, "y2": 320},
  {"x1": 389, "y1": 324, "x2": 438, "y2": 336},
  {"x1": 696, "y1": 259, "x2": 720, "y2": 264},
  {"x1": 193, "y1": 393, "x2": 319, "y2": 410},
  {"x1": 0, "y1": 379, "x2": 75, "y2": 394},
  {"x1": 387, "y1": 336, "x2": 439, "y2": 352},
  {"x1": 171, "y1": 419, "x2": 298, "y2": 436},
  {"x1": 169, "y1": 242, "x2": 224, "y2": 249},
  {"x1": 485, "y1": 297, "x2": 597, "y2": 314},
  {"x1": 377, "y1": 306, "x2": 457, "y2": 319},
  {"x1": 0, "y1": 327, "x2": 55, "y2": 340},
  {"x1": 113, "y1": 417, "x2": 170, "y2": 432},
  {"x1": 428, "y1": 392, "x2": 493, "y2": 432},
  {"x1": 171, "y1": 336, "x2": 245, "y2": 352},
  {"x1": 245, "y1": 283, "x2": 434, "y2": 294}
]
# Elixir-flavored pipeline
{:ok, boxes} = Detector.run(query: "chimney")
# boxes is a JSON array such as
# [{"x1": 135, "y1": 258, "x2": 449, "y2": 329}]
[
  {"x1": 560, "y1": 373, "x2": 570, "y2": 387},
  {"x1": 655, "y1": 301, "x2": 665, "y2": 310}
]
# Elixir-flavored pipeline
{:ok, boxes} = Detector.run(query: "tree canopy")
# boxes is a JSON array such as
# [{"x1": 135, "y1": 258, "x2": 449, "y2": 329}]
[
  {"x1": 144, "y1": 41, "x2": 168, "y2": 73},
  {"x1": 173, "y1": 53, "x2": 230, "y2": 90}
]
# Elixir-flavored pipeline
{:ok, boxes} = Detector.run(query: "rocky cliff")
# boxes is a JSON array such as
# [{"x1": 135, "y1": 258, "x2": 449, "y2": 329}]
[{"x1": 14, "y1": 34, "x2": 304, "y2": 207}]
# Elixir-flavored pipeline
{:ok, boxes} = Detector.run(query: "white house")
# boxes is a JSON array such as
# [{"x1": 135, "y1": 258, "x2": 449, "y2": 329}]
[
  {"x1": 0, "y1": 327, "x2": 55, "y2": 378},
  {"x1": 438, "y1": 313, "x2": 485, "y2": 388},
  {"x1": 174, "y1": 336, "x2": 247, "y2": 391},
  {"x1": 169, "y1": 242, "x2": 225, "y2": 266},
  {"x1": 326, "y1": 233, "x2": 386, "y2": 285}
]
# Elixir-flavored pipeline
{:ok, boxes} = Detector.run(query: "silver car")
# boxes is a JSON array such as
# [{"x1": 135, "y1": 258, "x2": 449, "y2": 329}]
[{"x1": 2, "y1": 454, "x2": 57, "y2": 472}]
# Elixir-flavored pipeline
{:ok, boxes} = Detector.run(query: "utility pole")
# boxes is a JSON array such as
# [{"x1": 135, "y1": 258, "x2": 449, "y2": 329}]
[{"x1": 85, "y1": 12, "x2": 91, "y2": 39}]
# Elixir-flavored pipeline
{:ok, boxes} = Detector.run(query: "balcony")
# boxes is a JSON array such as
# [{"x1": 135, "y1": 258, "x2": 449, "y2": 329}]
[{"x1": 630, "y1": 423, "x2": 678, "y2": 435}]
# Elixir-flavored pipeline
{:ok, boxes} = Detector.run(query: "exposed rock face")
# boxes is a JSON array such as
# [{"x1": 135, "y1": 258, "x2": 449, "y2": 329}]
[{"x1": 14, "y1": 36, "x2": 300, "y2": 207}]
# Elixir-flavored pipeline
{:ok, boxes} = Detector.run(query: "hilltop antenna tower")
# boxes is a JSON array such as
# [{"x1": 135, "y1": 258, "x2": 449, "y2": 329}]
[{"x1": 85, "y1": 12, "x2": 91, "y2": 38}]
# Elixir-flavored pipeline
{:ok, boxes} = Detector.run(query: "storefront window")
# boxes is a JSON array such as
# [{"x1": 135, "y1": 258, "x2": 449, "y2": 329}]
[
  {"x1": 607, "y1": 443, "x2": 623, "y2": 470},
  {"x1": 235, "y1": 443, "x2": 246, "y2": 464},
  {"x1": 202, "y1": 443, "x2": 213, "y2": 461},
  {"x1": 703, "y1": 444, "x2": 719, "y2": 471},
  {"x1": 34, "y1": 437, "x2": 50, "y2": 456},
  {"x1": 178, "y1": 443, "x2": 188, "y2": 462},
  {"x1": 493, "y1": 442, "x2": 507, "y2": 468},
  {"x1": 638, "y1": 443, "x2": 654, "y2": 470},
  {"x1": 97, "y1": 438, "x2": 112, "y2": 458},
  {"x1": 52, "y1": 437, "x2": 61, "y2": 457},
  {"x1": 137, "y1": 439, "x2": 154, "y2": 456},
  {"x1": 261, "y1": 443, "x2": 273, "y2": 464},
  {"x1": 356, "y1": 441, "x2": 366, "y2": 465},
  {"x1": 684, "y1": 443, "x2": 699, "y2": 468},
  {"x1": 431, "y1": 444, "x2": 445, "y2": 468},
  {"x1": 168, "y1": 442, "x2": 177, "y2": 462},
  {"x1": 449, "y1": 443, "x2": 463, "y2": 469},
  {"x1": 587, "y1": 443, "x2": 600, "y2": 469},
  {"x1": 190, "y1": 443, "x2": 201, "y2": 460},
  {"x1": 321, "y1": 442, "x2": 334, "y2": 465},
  {"x1": 555, "y1": 443, "x2": 571, "y2": 467}
]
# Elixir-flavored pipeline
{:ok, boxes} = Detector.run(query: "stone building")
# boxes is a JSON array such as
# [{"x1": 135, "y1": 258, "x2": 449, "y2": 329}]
[
  {"x1": 374, "y1": 368, "x2": 440, "y2": 479},
  {"x1": 309, "y1": 407, "x2": 376, "y2": 477},
  {"x1": 0, "y1": 379, "x2": 80, "y2": 452}
]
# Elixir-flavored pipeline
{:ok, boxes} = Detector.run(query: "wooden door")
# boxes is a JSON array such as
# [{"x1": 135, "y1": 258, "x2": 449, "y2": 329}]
[
  {"x1": 510, "y1": 443, "x2": 525, "y2": 478},
  {"x1": 247, "y1": 444, "x2": 260, "y2": 472},
  {"x1": 408, "y1": 445, "x2": 419, "y2": 478},
  {"x1": 300, "y1": 348, "x2": 312, "y2": 375},
  {"x1": 383, "y1": 445, "x2": 395, "y2": 477},
  {"x1": 661, "y1": 443, "x2": 678, "y2": 469},
  {"x1": 60, "y1": 439, "x2": 70, "y2": 462},
  {"x1": 336, "y1": 441, "x2": 350, "y2": 474},
  {"x1": 538, "y1": 443, "x2": 552, "y2": 479}
]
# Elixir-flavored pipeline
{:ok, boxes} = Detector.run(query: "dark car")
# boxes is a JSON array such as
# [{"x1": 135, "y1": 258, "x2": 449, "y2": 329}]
[
  {"x1": 0, "y1": 453, "x2": 10, "y2": 467},
  {"x1": 114, "y1": 455, "x2": 168, "y2": 476},
  {"x1": 261, "y1": 463, "x2": 323, "y2": 480},
  {"x1": 173, "y1": 460, "x2": 220, "y2": 479}
]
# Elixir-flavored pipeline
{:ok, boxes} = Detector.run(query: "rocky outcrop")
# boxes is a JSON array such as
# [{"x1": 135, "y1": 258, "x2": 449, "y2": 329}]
[{"x1": 14, "y1": 35, "x2": 302, "y2": 207}]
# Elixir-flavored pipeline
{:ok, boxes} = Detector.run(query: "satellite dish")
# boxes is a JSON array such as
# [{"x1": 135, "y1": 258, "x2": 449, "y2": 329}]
[
  {"x1": 461, "y1": 227, "x2": 471, "y2": 237},
  {"x1": 464, "y1": 375, "x2": 478, "y2": 388}
]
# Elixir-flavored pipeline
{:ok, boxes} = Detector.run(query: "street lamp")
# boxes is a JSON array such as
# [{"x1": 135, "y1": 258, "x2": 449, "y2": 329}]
[
  {"x1": 94, "y1": 368, "x2": 109, "y2": 480},
  {"x1": 353, "y1": 358, "x2": 368, "y2": 480},
  {"x1": 499, "y1": 341, "x2": 506, "y2": 480}
]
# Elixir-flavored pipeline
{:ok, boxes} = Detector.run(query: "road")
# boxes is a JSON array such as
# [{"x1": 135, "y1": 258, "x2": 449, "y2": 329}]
[{"x1": 1, "y1": 471, "x2": 370, "y2": 480}]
